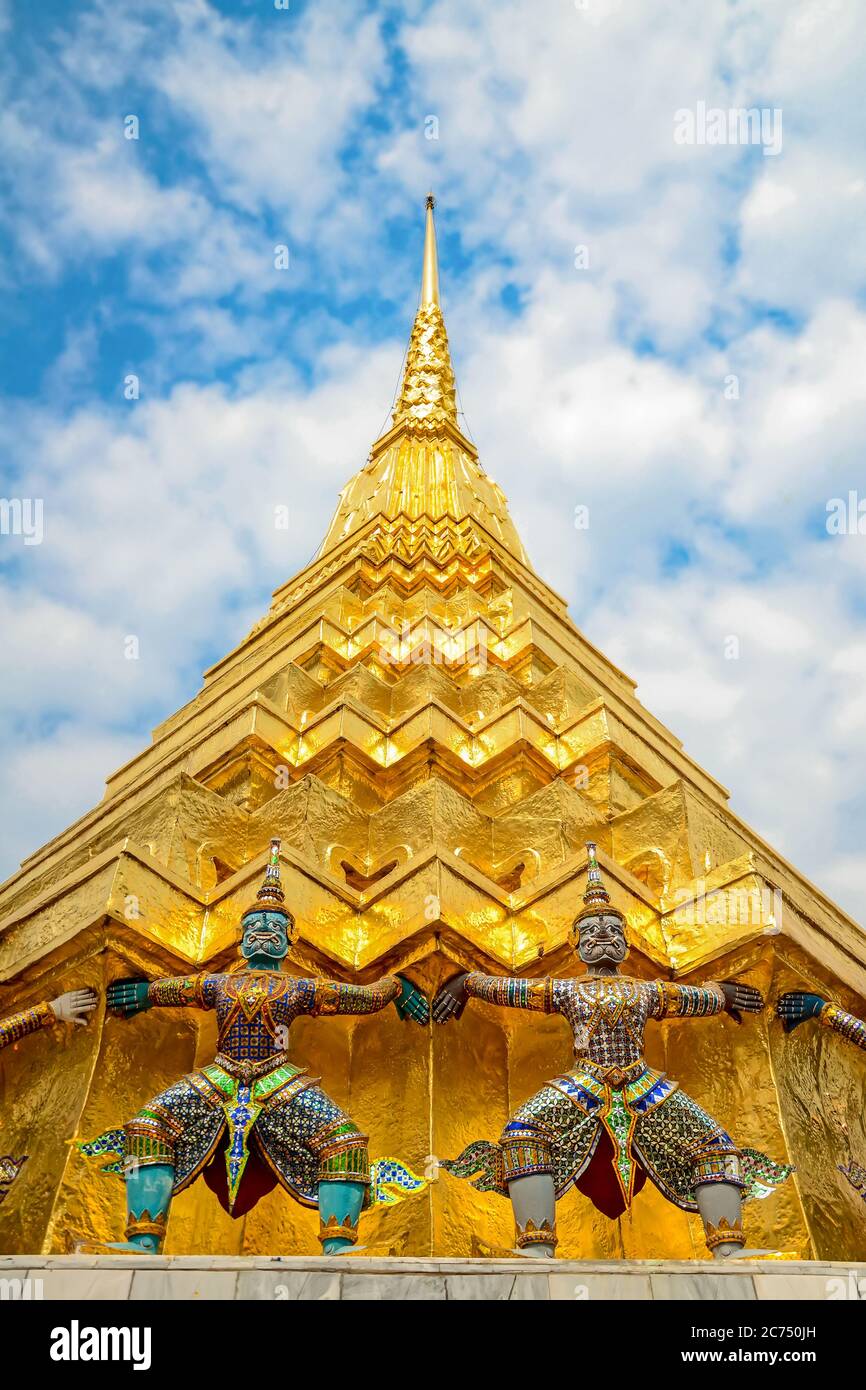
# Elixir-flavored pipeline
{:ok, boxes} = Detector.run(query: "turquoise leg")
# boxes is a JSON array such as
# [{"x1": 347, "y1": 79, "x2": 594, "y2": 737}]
[
  {"x1": 123, "y1": 1162, "x2": 174, "y2": 1253},
  {"x1": 318, "y1": 1180, "x2": 365, "y2": 1255}
]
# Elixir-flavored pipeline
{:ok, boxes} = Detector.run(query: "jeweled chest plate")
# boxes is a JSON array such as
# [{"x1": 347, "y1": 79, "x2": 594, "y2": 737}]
[
  {"x1": 215, "y1": 973, "x2": 305, "y2": 1061},
  {"x1": 561, "y1": 978, "x2": 653, "y2": 1068}
]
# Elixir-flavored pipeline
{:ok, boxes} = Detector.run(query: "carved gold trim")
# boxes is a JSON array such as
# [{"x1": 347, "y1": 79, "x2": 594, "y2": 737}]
[
  {"x1": 318, "y1": 1213, "x2": 360, "y2": 1247},
  {"x1": 515, "y1": 1218, "x2": 558, "y2": 1250},
  {"x1": 704, "y1": 1217, "x2": 745, "y2": 1252},
  {"x1": 125, "y1": 1209, "x2": 168, "y2": 1243}
]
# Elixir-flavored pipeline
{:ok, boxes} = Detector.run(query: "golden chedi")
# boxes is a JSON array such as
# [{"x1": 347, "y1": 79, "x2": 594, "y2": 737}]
[{"x1": 0, "y1": 196, "x2": 864, "y2": 1261}]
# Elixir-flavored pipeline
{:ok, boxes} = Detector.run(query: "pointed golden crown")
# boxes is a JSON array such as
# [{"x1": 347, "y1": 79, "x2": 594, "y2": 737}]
[
  {"x1": 575, "y1": 842, "x2": 626, "y2": 925},
  {"x1": 242, "y1": 838, "x2": 291, "y2": 920}
]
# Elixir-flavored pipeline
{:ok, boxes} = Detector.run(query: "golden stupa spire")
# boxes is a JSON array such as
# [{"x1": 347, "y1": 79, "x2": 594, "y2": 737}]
[
  {"x1": 316, "y1": 195, "x2": 530, "y2": 564},
  {"x1": 391, "y1": 193, "x2": 458, "y2": 431}
]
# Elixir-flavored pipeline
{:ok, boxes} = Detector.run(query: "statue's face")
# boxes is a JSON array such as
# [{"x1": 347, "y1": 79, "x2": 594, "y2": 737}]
[
  {"x1": 240, "y1": 909, "x2": 291, "y2": 965},
  {"x1": 576, "y1": 912, "x2": 628, "y2": 966}
]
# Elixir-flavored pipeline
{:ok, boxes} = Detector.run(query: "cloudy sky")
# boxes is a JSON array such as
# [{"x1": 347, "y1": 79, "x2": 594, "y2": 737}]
[{"x1": 1, "y1": 0, "x2": 864, "y2": 920}]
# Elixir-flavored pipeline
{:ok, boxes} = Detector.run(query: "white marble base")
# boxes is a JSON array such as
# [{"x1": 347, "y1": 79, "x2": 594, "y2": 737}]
[{"x1": 1, "y1": 1255, "x2": 864, "y2": 1301}]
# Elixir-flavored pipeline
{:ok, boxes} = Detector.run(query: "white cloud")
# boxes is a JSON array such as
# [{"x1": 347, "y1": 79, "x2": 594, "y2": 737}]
[
  {"x1": 736, "y1": 153, "x2": 866, "y2": 313},
  {"x1": 2, "y1": 726, "x2": 142, "y2": 874},
  {"x1": 155, "y1": 2, "x2": 385, "y2": 233}
]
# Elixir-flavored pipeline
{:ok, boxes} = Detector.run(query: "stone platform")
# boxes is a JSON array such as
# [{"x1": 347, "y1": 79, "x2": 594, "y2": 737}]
[{"x1": 1, "y1": 1255, "x2": 864, "y2": 1301}]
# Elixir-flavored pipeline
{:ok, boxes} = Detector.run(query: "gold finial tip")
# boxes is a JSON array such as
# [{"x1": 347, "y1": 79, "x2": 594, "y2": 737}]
[{"x1": 420, "y1": 191, "x2": 440, "y2": 308}]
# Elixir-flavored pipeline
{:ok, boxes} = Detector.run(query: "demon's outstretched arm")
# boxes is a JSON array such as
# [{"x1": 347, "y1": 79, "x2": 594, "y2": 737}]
[
  {"x1": 107, "y1": 975, "x2": 219, "y2": 1018},
  {"x1": 433, "y1": 972, "x2": 559, "y2": 1022},
  {"x1": 778, "y1": 991, "x2": 866, "y2": 1050}
]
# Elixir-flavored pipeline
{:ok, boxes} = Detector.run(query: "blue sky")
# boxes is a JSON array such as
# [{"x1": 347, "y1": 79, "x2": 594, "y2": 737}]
[{"x1": 1, "y1": 0, "x2": 865, "y2": 920}]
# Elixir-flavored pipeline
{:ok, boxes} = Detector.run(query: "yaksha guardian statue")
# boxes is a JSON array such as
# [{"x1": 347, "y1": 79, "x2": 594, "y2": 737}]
[
  {"x1": 99, "y1": 839, "x2": 428, "y2": 1255},
  {"x1": 435, "y1": 843, "x2": 791, "y2": 1258},
  {"x1": 0, "y1": 988, "x2": 97, "y2": 1204},
  {"x1": 778, "y1": 988, "x2": 866, "y2": 1203}
]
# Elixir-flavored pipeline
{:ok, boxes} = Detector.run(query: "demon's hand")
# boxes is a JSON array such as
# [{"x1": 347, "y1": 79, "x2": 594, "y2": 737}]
[
  {"x1": 719, "y1": 980, "x2": 763, "y2": 1024},
  {"x1": 50, "y1": 988, "x2": 98, "y2": 1026},
  {"x1": 106, "y1": 980, "x2": 151, "y2": 1019},
  {"x1": 776, "y1": 991, "x2": 825, "y2": 1033},
  {"x1": 432, "y1": 974, "x2": 470, "y2": 1024},
  {"x1": 393, "y1": 976, "x2": 430, "y2": 1026}
]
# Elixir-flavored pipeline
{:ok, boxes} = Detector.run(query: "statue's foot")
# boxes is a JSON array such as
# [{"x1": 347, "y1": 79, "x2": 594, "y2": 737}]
[
  {"x1": 710, "y1": 1243, "x2": 747, "y2": 1260},
  {"x1": 322, "y1": 1242, "x2": 368, "y2": 1257},
  {"x1": 511, "y1": 1245, "x2": 556, "y2": 1260}
]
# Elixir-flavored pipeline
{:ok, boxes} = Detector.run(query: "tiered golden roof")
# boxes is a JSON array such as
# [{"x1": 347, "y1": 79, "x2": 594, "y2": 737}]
[{"x1": 1, "y1": 199, "x2": 864, "y2": 1262}]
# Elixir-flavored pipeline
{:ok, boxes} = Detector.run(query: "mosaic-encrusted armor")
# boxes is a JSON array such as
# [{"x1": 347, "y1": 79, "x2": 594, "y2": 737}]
[
  {"x1": 125, "y1": 969, "x2": 400, "y2": 1212},
  {"x1": 438, "y1": 843, "x2": 792, "y2": 1257},
  {"x1": 840, "y1": 1159, "x2": 866, "y2": 1203},
  {"x1": 0, "y1": 1001, "x2": 56, "y2": 1051},
  {"x1": 84, "y1": 838, "x2": 429, "y2": 1254},
  {"x1": 820, "y1": 1002, "x2": 866, "y2": 1051},
  {"x1": 447, "y1": 972, "x2": 783, "y2": 1214},
  {"x1": 0, "y1": 1155, "x2": 27, "y2": 1207}
]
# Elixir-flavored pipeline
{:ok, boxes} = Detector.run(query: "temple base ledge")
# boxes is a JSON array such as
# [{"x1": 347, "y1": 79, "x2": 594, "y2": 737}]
[{"x1": 0, "y1": 1255, "x2": 863, "y2": 1300}]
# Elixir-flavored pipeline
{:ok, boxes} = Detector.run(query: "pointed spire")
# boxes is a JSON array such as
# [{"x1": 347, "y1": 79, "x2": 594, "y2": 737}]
[
  {"x1": 421, "y1": 193, "x2": 440, "y2": 307},
  {"x1": 258, "y1": 837, "x2": 285, "y2": 905},
  {"x1": 391, "y1": 194, "x2": 457, "y2": 430},
  {"x1": 582, "y1": 842, "x2": 610, "y2": 911},
  {"x1": 314, "y1": 195, "x2": 532, "y2": 567},
  {"x1": 243, "y1": 836, "x2": 288, "y2": 918},
  {"x1": 576, "y1": 842, "x2": 625, "y2": 923}
]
